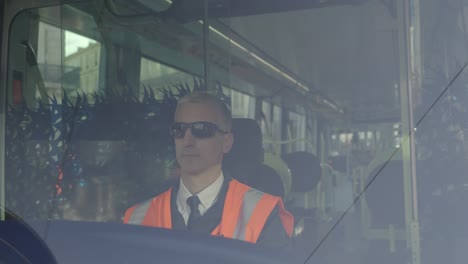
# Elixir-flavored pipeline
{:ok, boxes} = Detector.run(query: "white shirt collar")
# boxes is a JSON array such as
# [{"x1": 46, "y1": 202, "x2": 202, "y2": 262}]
[{"x1": 176, "y1": 172, "x2": 224, "y2": 224}]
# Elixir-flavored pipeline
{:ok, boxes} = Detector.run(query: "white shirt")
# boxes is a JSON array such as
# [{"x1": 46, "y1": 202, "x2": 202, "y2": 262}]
[{"x1": 176, "y1": 172, "x2": 224, "y2": 225}]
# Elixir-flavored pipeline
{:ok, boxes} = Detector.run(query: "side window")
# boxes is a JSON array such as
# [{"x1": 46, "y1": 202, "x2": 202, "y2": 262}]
[
  {"x1": 5, "y1": 3, "x2": 206, "y2": 223},
  {"x1": 63, "y1": 30, "x2": 102, "y2": 97},
  {"x1": 139, "y1": 57, "x2": 194, "y2": 97},
  {"x1": 260, "y1": 101, "x2": 283, "y2": 154},
  {"x1": 230, "y1": 89, "x2": 255, "y2": 118},
  {"x1": 5, "y1": 5, "x2": 107, "y2": 221},
  {"x1": 288, "y1": 111, "x2": 306, "y2": 152},
  {"x1": 36, "y1": 22, "x2": 102, "y2": 102},
  {"x1": 272, "y1": 105, "x2": 282, "y2": 146},
  {"x1": 261, "y1": 101, "x2": 272, "y2": 149}
]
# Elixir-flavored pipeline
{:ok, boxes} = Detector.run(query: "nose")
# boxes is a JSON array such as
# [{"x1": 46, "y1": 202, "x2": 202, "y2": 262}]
[{"x1": 181, "y1": 128, "x2": 196, "y2": 145}]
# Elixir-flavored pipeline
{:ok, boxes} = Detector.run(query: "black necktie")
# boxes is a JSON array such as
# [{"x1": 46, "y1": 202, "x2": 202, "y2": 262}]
[{"x1": 186, "y1": 195, "x2": 201, "y2": 230}]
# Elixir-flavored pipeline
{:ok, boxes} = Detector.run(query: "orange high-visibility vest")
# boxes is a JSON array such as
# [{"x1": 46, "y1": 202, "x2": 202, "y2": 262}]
[{"x1": 124, "y1": 179, "x2": 293, "y2": 243}]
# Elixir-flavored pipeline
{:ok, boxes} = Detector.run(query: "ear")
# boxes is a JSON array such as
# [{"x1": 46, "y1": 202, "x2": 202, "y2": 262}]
[{"x1": 223, "y1": 132, "x2": 234, "y2": 153}]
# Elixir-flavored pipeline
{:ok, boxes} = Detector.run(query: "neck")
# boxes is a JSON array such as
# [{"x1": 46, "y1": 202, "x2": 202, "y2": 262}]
[{"x1": 180, "y1": 165, "x2": 222, "y2": 195}]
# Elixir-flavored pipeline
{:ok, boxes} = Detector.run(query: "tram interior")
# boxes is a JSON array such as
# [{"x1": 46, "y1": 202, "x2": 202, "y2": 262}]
[{"x1": 4, "y1": 0, "x2": 468, "y2": 263}]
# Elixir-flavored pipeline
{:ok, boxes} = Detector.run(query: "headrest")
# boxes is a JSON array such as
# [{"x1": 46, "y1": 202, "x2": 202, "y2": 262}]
[
  {"x1": 252, "y1": 164, "x2": 285, "y2": 198},
  {"x1": 283, "y1": 151, "x2": 321, "y2": 192},
  {"x1": 231, "y1": 118, "x2": 263, "y2": 160},
  {"x1": 264, "y1": 152, "x2": 292, "y2": 197},
  {"x1": 223, "y1": 118, "x2": 263, "y2": 175},
  {"x1": 223, "y1": 119, "x2": 287, "y2": 199}
]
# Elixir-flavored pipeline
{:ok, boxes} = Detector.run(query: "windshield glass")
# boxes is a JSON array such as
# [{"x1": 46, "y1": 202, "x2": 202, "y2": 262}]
[{"x1": 3, "y1": 0, "x2": 468, "y2": 263}]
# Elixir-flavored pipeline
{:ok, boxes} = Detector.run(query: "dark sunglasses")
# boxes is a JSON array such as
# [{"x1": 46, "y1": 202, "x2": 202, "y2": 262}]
[{"x1": 170, "y1": 122, "x2": 228, "y2": 139}]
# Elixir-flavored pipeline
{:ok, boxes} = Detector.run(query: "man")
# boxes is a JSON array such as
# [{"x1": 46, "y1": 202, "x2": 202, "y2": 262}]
[{"x1": 124, "y1": 91, "x2": 293, "y2": 248}]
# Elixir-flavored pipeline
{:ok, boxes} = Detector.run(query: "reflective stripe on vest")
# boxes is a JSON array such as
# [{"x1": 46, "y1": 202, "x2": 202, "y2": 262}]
[
  {"x1": 124, "y1": 187, "x2": 173, "y2": 228},
  {"x1": 127, "y1": 199, "x2": 152, "y2": 224},
  {"x1": 232, "y1": 188, "x2": 264, "y2": 241}
]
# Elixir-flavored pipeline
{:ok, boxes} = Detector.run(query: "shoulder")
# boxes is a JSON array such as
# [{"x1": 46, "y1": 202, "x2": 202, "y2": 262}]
[
  {"x1": 143, "y1": 178, "x2": 178, "y2": 203},
  {"x1": 226, "y1": 178, "x2": 285, "y2": 213},
  {"x1": 123, "y1": 186, "x2": 175, "y2": 224},
  {"x1": 228, "y1": 178, "x2": 281, "y2": 201},
  {"x1": 124, "y1": 185, "x2": 174, "y2": 219}
]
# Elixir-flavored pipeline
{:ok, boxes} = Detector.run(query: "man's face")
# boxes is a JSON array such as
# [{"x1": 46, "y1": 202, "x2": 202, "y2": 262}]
[{"x1": 174, "y1": 102, "x2": 233, "y2": 176}]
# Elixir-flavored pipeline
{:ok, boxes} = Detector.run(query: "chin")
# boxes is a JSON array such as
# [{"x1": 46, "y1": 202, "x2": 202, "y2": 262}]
[{"x1": 180, "y1": 165, "x2": 206, "y2": 175}]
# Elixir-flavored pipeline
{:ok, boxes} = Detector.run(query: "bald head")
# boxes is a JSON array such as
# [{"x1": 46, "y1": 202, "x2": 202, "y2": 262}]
[{"x1": 176, "y1": 91, "x2": 232, "y2": 131}]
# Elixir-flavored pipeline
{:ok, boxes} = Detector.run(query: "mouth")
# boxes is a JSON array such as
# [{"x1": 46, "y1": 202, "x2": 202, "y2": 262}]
[{"x1": 181, "y1": 153, "x2": 199, "y2": 157}]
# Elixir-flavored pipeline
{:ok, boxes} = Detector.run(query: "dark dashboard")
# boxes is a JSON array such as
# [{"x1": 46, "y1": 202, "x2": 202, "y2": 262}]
[{"x1": 0, "y1": 219, "x2": 306, "y2": 264}]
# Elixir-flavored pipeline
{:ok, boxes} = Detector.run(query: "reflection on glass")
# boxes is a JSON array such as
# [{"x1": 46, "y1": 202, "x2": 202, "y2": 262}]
[{"x1": 4, "y1": 0, "x2": 468, "y2": 263}]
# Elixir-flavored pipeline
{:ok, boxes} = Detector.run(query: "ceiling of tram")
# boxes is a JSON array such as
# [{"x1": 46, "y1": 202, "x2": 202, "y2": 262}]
[
  {"x1": 99, "y1": 0, "x2": 403, "y2": 122},
  {"x1": 224, "y1": 1, "x2": 400, "y2": 121}
]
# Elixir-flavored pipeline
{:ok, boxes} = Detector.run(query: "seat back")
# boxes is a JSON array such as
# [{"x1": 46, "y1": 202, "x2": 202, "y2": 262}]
[
  {"x1": 365, "y1": 160, "x2": 405, "y2": 228},
  {"x1": 252, "y1": 164, "x2": 284, "y2": 198},
  {"x1": 223, "y1": 118, "x2": 284, "y2": 198},
  {"x1": 283, "y1": 151, "x2": 322, "y2": 193},
  {"x1": 282, "y1": 151, "x2": 322, "y2": 248}
]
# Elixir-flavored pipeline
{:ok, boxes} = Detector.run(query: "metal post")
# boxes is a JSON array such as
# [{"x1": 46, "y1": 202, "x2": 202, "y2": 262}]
[
  {"x1": 203, "y1": 0, "x2": 210, "y2": 90},
  {"x1": 408, "y1": 1, "x2": 422, "y2": 264},
  {"x1": 397, "y1": 0, "x2": 422, "y2": 263},
  {"x1": 408, "y1": 0, "x2": 421, "y2": 226}
]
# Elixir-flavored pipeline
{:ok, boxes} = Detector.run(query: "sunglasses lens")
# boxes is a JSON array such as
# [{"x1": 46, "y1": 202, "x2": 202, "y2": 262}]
[
  {"x1": 171, "y1": 122, "x2": 222, "y2": 139},
  {"x1": 170, "y1": 123, "x2": 186, "y2": 138},
  {"x1": 191, "y1": 122, "x2": 216, "y2": 138}
]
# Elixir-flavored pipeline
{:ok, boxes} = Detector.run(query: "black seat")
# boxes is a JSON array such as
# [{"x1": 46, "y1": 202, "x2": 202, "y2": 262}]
[
  {"x1": 223, "y1": 118, "x2": 285, "y2": 198},
  {"x1": 365, "y1": 160, "x2": 405, "y2": 229},
  {"x1": 282, "y1": 152, "x2": 322, "y2": 252},
  {"x1": 282, "y1": 151, "x2": 321, "y2": 219},
  {"x1": 283, "y1": 152, "x2": 321, "y2": 193},
  {"x1": 252, "y1": 164, "x2": 284, "y2": 198},
  {"x1": 364, "y1": 160, "x2": 407, "y2": 264}
]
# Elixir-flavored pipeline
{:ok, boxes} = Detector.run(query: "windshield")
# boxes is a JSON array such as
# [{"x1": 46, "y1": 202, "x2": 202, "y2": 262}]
[{"x1": 2, "y1": 0, "x2": 468, "y2": 263}]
